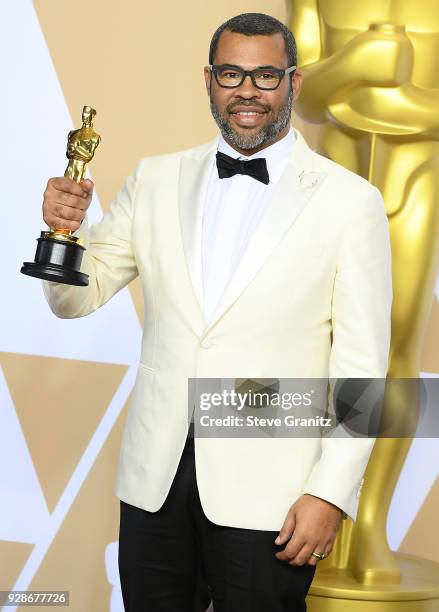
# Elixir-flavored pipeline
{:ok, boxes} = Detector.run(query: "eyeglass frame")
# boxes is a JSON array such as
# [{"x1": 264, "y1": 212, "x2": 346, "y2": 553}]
[{"x1": 208, "y1": 63, "x2": 297, "y2": 90}]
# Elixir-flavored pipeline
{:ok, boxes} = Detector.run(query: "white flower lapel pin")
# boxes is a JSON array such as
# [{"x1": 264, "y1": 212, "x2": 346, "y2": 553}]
[{"x1": 298, "y1": 170, "x2": 323, "y2": 189}]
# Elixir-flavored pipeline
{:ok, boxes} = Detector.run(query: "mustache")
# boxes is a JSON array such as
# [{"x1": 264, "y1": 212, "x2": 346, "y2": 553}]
[{"x1": 226, "y1": 101, "x2": 270, "y2": 113}]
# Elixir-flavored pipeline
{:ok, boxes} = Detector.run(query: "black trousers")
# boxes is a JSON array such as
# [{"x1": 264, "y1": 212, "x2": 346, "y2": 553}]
[{"x1": 118, "y1": 436, "x2": 315, "y2": 611}]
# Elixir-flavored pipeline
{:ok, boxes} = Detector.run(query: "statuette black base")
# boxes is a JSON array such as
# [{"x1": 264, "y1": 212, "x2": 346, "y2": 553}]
[
  {"x1": 21, "y1": 261, "x2": 89, "y2": 286},
  {"x1": 21, "y1": 233, "x2": 89, "y2": 286}
]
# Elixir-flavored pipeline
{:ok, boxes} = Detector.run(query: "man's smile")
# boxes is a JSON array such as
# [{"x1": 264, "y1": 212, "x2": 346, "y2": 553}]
[{"x1": 229, "y1": 106, "x2": 268, "y2": 128}]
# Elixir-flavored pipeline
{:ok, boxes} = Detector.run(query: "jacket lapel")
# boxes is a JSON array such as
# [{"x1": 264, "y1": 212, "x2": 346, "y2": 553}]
[
  {"x1": 178, "y1": 139, "x2": 217, "y2": 323},
  {"x1": 204, "y1": 129, "x2": 327, "y2": 332},
  {"x1": 178, "y1": 129, "x2": 327, "y2": 335}
]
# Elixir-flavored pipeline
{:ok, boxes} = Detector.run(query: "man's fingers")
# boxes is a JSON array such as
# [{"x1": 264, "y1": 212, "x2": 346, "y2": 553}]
[
  {"x1": 44, "y1": 201, "x2": 85, "y2": 228},
  {"x1": 44, "y1": 213, "x2": 82, "y2": 232},
  {"x1": 287, "y1": 541, "x2": 319, "y2": 566},
  {"x1": 42, "y1": 176, "x2": 93, "y2": 231},
  {"x1": 49, "y1": 177, "x2": 88, "y2": 197},
  {"x1": 279, "y1": 530, "x2": 336, "y2": 565},
  {"x1": 275, "y1": 495, "x2": 341, "y2": 566},
  {"x1": 274, "y1": 511, "x2": 296, "y2": 545},
  {"x1": 80, "y1": 178, "x2": 94, "y2": 194},
  {"x1": 275, "y1": 531, "x2": 306, "y2": 562},
  {"x1": 288, "y1": 537, "x2": 334, "y2": 567},
  {"x1": 50, "y1": 203, "x2": 85, "y2": 222},
  {"x1": 55, "y1": 191, "x2": 89, "y2": 210}
]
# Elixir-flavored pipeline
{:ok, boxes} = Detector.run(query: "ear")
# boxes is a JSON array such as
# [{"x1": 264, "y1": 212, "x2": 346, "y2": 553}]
[
  {"x1": 291, "y1": 69, "x2": 303, "y2": 100},
  {"x1": 203, "y1": 66, "x2": 212, "y2": 95}
]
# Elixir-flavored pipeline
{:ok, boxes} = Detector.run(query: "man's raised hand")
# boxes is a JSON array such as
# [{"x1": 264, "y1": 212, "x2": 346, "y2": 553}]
[{"x1": 42, "y1": 177, "x2": 94, "y2": 232}]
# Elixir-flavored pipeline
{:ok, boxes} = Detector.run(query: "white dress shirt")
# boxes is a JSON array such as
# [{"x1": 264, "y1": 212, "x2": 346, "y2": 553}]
[{"x1": 202, "y1": 127, "x2": 296, "y2": 324}]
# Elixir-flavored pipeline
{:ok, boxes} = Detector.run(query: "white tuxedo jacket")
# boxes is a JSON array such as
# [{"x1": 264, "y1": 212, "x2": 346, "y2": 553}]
[{"x1": 43, "y1": 127, "x2": 392, "y2": 530}]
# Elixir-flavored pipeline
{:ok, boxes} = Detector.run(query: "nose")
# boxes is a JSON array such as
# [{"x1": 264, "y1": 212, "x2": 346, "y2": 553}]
[{"x1": 234, "y1": 73, "x2": 261, "y2": 98}]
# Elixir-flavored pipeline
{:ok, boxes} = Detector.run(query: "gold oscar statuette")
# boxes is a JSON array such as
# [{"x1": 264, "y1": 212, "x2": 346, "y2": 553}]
[
  {"x1": 290, "y1": 2, "x2": 439, "y2": 610},
  {"x1": 21, "y1": 105, "x2": 101, "y2": 286}
]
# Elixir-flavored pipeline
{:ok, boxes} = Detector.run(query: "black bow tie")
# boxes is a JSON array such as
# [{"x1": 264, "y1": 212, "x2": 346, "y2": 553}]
[{"x1": 216, "y1": 151, "x2": 269, "y2": 185}]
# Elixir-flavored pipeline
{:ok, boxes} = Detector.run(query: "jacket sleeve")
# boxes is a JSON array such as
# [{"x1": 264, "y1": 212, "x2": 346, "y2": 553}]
[
  {"x1": 301, "y1": 185, "x2": 393, "y2": 519},
  {"x1": 42, "y1": 161, "x2": 143, "y2": 318}
]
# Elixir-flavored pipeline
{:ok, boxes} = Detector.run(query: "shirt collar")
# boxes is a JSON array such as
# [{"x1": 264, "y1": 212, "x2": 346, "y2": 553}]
[{"x1": 217, "y1": 127, "x2": 296, "y2": 184}]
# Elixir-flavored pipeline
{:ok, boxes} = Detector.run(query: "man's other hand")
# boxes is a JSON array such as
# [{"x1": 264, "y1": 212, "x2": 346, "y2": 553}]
[{"x1": 274, "y1": 494, "x2": 344, "y2": 566}]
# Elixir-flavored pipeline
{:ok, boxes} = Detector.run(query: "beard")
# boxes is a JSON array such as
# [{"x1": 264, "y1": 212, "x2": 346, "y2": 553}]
[{"x1": 210, "y1": 88, "x2": 294, "y2": 151}]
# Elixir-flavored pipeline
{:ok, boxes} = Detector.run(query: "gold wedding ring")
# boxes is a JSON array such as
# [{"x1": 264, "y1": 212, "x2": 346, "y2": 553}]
[{"x1": 311, "y1": 551, "x2": 327, "y2": 561}]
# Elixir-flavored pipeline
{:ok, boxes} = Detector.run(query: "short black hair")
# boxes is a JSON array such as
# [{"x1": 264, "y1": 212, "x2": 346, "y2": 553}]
[{"x1": 209, "y1": 13, "x2": 297, "y2": 67}]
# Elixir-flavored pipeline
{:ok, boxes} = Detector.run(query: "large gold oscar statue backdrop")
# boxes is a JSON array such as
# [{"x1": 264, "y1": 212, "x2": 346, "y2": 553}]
[{"x1": 289, "y1": 1, "x2": 439, "y2": 610}]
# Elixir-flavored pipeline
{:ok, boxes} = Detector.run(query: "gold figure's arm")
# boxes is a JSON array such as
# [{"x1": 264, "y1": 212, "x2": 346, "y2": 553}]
[
  {"x1": 331, "y1": 82, "x2": 439, "y2": 138},
  {"x1": 68, "y1": 142, "x2": 93, "y2": 159},
  {"x1": 74, "y1": 137, "x2": 100, "y2": 158},
  {"x1": 67, "y1": 134, "x2": 101, "y2": 160},
  {"x1": 294, "y1": 24, "x2": 413, "y2": 124},
  {"x1": 289, "y1": 0, "x2": 321, "y2": 66}
]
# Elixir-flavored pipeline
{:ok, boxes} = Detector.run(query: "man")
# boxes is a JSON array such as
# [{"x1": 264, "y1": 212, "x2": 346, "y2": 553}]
[{"x1": 41, "y1": 12, "x2": 392, "y2": 612}]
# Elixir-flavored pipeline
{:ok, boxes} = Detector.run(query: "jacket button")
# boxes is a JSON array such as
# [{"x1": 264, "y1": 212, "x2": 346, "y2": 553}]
[{"x1": 201, "y1": 339, "x2": 214, "y2": 349}]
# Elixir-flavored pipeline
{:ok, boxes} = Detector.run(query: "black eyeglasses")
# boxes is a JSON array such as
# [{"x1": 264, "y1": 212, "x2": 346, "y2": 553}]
[{"x1": 209, "y1": 64, "x2": 296, "y2": 90}]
